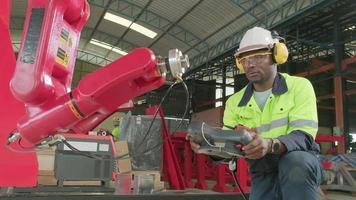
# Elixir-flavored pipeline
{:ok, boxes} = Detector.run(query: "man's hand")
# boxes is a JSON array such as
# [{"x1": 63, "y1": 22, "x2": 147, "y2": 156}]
[
  {"x1": 242, "y1": 134, "x2": 272, "y2": 160},
  {"x1": 185, "y1": 135, "x2": 200, "y2": 153}
]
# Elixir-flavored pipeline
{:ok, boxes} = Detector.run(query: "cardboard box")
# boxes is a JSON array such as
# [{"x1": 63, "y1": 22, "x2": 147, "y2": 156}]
[
  {"x1": 155, "y1": 181, "x2": 165, "y2": 191},
  {"x1": 117, "y1": 158, "x2": 132, "y2": 173},
  {"x1": 36, "y1": 147, "x2": 56, "y2": 172},
  {"x1": 38, "y1": 175, "x2": 57, "y2": 186},
  {"x1": 115, "y1": 141, "x2": 129, "y2": 157},
  {"x1": 38, "y1": 170, "x2": 55, "y2": 176}
]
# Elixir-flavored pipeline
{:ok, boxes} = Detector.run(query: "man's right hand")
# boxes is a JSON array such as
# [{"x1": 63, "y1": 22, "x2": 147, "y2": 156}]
[{"x1": 185, "y1": 135, "x2": 200, "y2": 153}]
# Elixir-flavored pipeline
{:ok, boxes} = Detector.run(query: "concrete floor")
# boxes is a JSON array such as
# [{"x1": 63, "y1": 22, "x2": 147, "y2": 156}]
[{"x1": 159, "y1": 188, "x2": 356, "y2": 200}]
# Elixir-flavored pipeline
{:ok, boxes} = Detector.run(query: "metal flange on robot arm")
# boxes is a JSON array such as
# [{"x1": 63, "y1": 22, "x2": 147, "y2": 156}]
[
  {"x1": 157, "y1": 49, "x2": 190, "y2": 81},
  {"x1": 8, "y1": 48, "x2": 189, "y2": 146}
]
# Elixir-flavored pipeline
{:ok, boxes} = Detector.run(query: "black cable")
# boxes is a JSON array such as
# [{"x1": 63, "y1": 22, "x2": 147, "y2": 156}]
[
  {"x1": 173, "y1": 80, "x2": 190, "y2": 132},
  {"x1": 135, "y1": 81, "x2": 179, "y2": 152},
  {"x1": 61, "y1": 140, "x2": 104, "y2": 160},
  {"x1": 6, "y1": 135, "x2": 104, "y2": 161},
  {"x1": 230, "y1": 169, "x2": 248, "y2": 200},
  {"x1": 223, "y1": 124, "x2": 235, "y2": 130},
  {"x1": 137, "y1": 80, "x2": 190, "y2": 155},
  {"x1": 62, "y1": 140, "x2": 129, "y2": 160},
  {"x1": 116, "y1": 153, "x2": 129, "y2": 160}
]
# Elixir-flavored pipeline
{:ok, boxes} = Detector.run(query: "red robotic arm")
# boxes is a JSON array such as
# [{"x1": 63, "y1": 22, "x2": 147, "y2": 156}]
[{"x1": 7, "y1": 0, "x2": 189, "y2": 146}]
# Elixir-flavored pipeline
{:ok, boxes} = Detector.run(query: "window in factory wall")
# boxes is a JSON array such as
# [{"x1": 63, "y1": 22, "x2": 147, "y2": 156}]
[
  {"x1": 215, "y1": 78, "x2": 234, "y2": 107},
  {"x1": 350, "y1": 133, "x2": 356, "y2": 153},
  {"x1": 216, "y1": 88, "x2": 223, "y2": 107},
  {"x1": 352, "y1": 134, "x2": 356, "y2": 142}
]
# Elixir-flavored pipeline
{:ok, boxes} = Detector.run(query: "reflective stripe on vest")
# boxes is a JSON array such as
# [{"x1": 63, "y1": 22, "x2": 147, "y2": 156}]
[
  {"x1": 256, "y1": 117, "x2": 318, "y2": 133},
  {"x1": 290, "y1": 119, "x2": 318, "y2": 129},
  {"x1": 256, "y1": 117, "x2": 288, "y2": 133}
]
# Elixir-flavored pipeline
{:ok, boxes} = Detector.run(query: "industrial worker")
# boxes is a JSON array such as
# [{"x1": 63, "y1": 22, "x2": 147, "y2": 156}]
[
  {"x1": 111, "y1": 116, "x2": 120, "y2": 141},
  {"x1": 112, "y1": 126, "x2": 119, "y2": 141},
  {"x1": 188, "y1": 27, "x2": 322, "y2": 200}
]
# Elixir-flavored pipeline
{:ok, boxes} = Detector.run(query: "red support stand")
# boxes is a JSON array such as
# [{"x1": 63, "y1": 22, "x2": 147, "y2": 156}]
[
  {"x1": 171, "y1": 132, "x2": 194, "y2": 188},
  {"x1": 316, "y1": 135, "x2": 345, "y2": 155},
  {"x1": 145, "y1": 106, "x2": 186, "y2": 190},
  {"x1": 212, "y1": 164, "x2": 231, "y2": 192},
  {"x1": 183, "y1": 138, "x2": 194, "y2": 188},
  {"x1": 233, "y1": 158, "x2": 251, "y2": 193},
  {"x1": 194, "y1": 154, "x2": 208, "y2": 189}
]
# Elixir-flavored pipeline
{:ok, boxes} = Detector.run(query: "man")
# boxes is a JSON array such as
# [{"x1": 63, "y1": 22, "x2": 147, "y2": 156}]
[
  {"x1": 189, "y1": 27, "x2": 322, "y2": 200},
  {"x1": 112, "y1": 126, "x2": 119, "y2": 141},
  {"x1": 111, "y1": 117, "x2": 121, "y2": 141}
]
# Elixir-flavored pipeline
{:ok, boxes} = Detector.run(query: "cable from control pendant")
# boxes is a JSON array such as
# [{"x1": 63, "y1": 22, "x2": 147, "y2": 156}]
[{"x1": 230, "y1": 169, "x2": 248, "y2": 200}]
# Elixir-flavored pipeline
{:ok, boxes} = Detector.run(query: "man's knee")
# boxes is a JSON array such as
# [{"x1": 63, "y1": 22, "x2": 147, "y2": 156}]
[{"x1": 278, "y1": 151, "x2": 320, "y2": 185}]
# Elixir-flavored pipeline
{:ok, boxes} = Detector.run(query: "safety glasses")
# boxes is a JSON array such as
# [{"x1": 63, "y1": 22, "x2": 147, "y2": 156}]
[{"x1": 236, "y1": 52, "x2": 272, "y2": 67}]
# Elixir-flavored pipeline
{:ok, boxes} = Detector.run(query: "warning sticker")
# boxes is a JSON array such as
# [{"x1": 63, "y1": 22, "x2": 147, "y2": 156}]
[
  {"x1": 67, "y1": 101, "x2": 84, "y2": 119},
  {"x1": 60, "y1": 28, "x2": 72, "y2": 47},
  {"x1": 55, "y1": 28, "x2": 72, "y2": 68},
  {"x1": 55, "y1": 47, "x2": 69, "y2": 67}
]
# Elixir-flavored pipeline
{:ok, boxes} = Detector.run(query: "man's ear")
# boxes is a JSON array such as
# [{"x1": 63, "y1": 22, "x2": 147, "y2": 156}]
[{"x1": 270, "y1": 63, "x2": 277, "y2": 69}]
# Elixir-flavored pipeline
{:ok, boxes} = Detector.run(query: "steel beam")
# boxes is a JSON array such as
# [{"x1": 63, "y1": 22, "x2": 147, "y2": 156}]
[
  {"x1": 222, "y1": 65, "x2": 227, "y2": 108},
  {"x1": 230, "y1": 0, "x2": 267, "y2": 26},
  {"x1": 185, "y1": 0, "x2": 335, "y2": 75},
  {"x1": 184, "y1": 0, "x2": 267, "y2": 55},
  {"x1": 318, "y1": 105, "x2": 356, "y2": 114},
  {"x1": 148, "y1": 0, "x2": 203, "y2": 48},
  {"x1": 333, "y1": 12, "x2": 346, "y2": 154},
  {"x1": 83, "y1": 0, "x2": 114, "y2": 49},
  {"x1": 82, "y1": 27, "x2": 137, "y2": 52},
  {"x1": 102, "y1": 0, "x2": 153, "y2": 59},
  {"x1": 88, "y1": 0, "x2": 208, "y2": 53}
]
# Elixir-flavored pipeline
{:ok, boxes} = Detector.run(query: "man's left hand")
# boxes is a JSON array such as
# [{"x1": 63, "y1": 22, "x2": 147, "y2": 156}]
[{"x1": 242, "y1": 134, "x2": 271, "y2": 160}]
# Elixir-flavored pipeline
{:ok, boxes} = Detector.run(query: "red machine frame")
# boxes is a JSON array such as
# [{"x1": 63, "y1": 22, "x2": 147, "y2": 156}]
[{"x1": 0, "y1": 0, "x2": 187, "y2": 187}]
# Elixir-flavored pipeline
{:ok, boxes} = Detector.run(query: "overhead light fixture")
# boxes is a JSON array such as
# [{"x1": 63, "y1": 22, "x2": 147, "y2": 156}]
[
  {"x1": 104, "y1": 12, "x2": 157, "y2": 39},
  {"x1": 89, "y1": 39, "x2": 127, "y2": 55},
  {"x1": 344, "y1": 25, "x2": 356, "y2": 31}
]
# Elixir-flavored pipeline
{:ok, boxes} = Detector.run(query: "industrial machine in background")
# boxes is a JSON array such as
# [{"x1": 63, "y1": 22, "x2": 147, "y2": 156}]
[
  {"x1": 54, "y1": 134, "x2": 117, "y2": 187},
  {"x1": 0, "y1": 0, "x2": 188, "y2": 187}
]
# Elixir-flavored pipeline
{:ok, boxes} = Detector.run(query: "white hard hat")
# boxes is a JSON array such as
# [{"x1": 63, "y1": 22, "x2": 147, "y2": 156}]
[{"x1": 235, "y1": 27, "x2": 279, "y2": 57}]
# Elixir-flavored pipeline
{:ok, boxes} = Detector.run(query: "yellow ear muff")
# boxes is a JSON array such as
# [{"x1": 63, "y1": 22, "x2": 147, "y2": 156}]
[
  {"x1": 235, "y1": 57, "x2": 245, "y2": 73},
  {"x1": 273, "y1": 42, "x2": 289, "y2": 64}
]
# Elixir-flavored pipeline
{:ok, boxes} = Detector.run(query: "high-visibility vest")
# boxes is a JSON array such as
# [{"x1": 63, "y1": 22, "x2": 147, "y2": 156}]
[
  {"x1": 112, "y1": 127, "x2": 119, "y2": 140},
  {"x1": 223, "y1": 73, "x2": 318, "y2": 139}
]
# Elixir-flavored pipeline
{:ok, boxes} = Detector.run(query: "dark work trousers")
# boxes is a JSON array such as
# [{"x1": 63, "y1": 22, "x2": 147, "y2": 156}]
[{"x1": 249, "y1": 151, "x2": 322, "y2": 200}]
